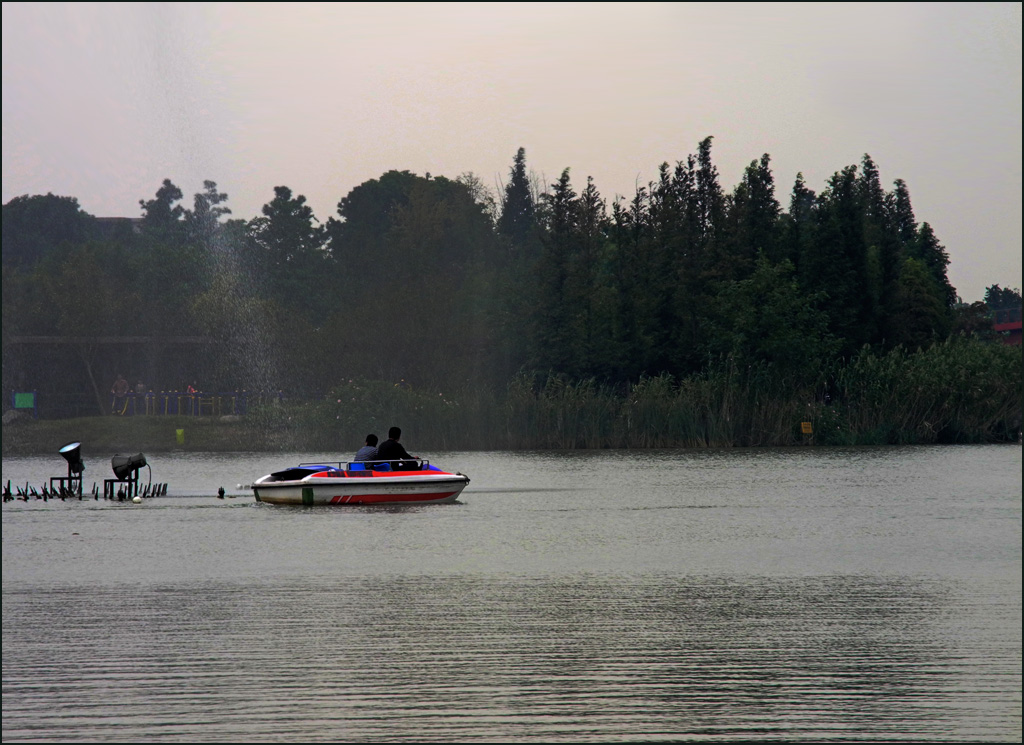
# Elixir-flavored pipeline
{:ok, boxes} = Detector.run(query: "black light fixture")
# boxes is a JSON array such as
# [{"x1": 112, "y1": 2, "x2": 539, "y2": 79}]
[
  {"x1": 59, "y1": 441, "x2": 85, "y2": 474},
  {"x1": 111, "y1": 453, "x2": 147, "y2": 480}
]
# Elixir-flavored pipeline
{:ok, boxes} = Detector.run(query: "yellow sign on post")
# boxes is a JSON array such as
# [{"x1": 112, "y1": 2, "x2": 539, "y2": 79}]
[
  {"x1": 176, "y1": 428, "x2": 185, "y2": 446},
  {"x1": 801, "y1": 421, "x2": 813, "y2": 434}
]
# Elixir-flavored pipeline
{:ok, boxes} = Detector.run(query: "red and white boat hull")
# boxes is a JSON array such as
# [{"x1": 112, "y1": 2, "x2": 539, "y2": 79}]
[{"x1": 253, "y1": 466, "x2": 469, "y2": 506}]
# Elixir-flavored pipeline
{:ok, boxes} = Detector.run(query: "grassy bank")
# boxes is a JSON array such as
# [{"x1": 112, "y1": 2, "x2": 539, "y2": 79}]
[{"x1": 2, "y1": 415, "x2": 266, "y2": 455}]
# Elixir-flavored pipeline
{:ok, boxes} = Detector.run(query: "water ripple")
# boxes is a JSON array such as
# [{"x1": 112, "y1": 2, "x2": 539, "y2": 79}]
[{"x1": 3, "y1": 575, "x2": 1020, "y2": 742}]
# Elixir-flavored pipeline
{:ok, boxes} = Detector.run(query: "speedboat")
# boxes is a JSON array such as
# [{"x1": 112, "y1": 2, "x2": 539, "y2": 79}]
[{"x1": 252, "y1": 459, "x2": 470, "y2": 506}]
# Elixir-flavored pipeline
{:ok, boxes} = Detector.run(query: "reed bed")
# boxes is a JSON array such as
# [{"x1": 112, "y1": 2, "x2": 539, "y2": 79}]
[
  {"x1": 263, "y1": 337, "x2": 1019, "y2": 451},
  {"x1": 829, "y1": 337, "x2": 1022, "y2": 444}
]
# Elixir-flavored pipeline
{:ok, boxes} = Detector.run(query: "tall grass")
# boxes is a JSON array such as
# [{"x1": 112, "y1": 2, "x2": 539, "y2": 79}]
[
  {"x1": 251, "y1": 338, "x2": 1020, "y2": 451},
  {"x1": 827, "y1": 337, "x2": 1022, "y2": 444}
]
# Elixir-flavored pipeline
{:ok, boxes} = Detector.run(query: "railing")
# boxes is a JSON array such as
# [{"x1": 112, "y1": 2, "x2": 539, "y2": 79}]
[
  {"x1": 992, "y1": 306, "x2": 1022, "y2": 326},
  {"x1": 298, "y1": 459, "x2": 431, "y2": 473},
  {"x1": 109, "y1": 390, "x2": 284, "y2": 417},
  {"x1": 6, "y1": 390, "x2": 290, "y2": 419}
]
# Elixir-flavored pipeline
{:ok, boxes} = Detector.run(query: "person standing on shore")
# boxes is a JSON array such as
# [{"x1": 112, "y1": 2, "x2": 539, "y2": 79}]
[{"x1": 111, "y1": 374, "x2": 129, "y2": 414}]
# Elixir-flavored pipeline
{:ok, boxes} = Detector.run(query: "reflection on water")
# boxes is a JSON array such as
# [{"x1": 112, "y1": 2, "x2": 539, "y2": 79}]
[
  {"x1": 3, "y1": 446, "x2": 1021, "y2": 741},
  {"x1": 3, "y1": 575, "x2": 1018, "y2": 742}
]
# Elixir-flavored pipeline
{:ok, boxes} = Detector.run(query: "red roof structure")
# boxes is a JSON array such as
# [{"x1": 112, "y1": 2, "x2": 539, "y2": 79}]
[{"x1": 992, "y1": 306, "x2": 1022, "y2": 346}]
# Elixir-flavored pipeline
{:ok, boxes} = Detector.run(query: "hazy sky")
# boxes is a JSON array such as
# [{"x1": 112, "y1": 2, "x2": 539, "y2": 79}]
[{"x1": 3, "y1": 2, "x2": 1020, "y2": 301}]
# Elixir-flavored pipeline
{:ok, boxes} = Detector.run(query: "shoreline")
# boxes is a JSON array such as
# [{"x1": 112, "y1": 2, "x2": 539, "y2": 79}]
[{"x1": 3, "y1": 414, "x2": 1020, "y2": 456}]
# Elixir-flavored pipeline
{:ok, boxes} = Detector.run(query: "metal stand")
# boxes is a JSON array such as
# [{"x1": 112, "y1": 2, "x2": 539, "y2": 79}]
[
  {"x1": 49, "y1": 461, "x2": 82, "y2": 497},
  {"x1": 104, "y1": 472, "x2": 140, "y2": 500}
]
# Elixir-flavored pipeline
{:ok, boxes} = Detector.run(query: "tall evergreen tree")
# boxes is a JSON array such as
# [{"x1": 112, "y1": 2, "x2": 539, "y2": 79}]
[
  {"x1": 886, "y1": 178, "x2": 918, "y2": 244},
  {"x1": 695, "y1": 136, "x2": 725, "y2": 265},
  {"x1": 801, "y1": 164, "x2": 875, "y2": 353},
  {"x1": 858, "y1": 155, "x2": 887, "y2": 227},
  {"x1": 910, "y1": 222, "x2": 956, "y2": 309},
  {"x1": 607, "y1": 189, "x2": 652, "y2": 379},
  {"x1": 497, "y1": 147, "x2": 536, "y2": 247},
  {"x1": 532, "y1": 168, "x2": 579, "y2": 374},
  {"x1": 721, "y1": 154, "x2": 780, "y2": 279},
  {"x1": 570, "y1": 176, "x2": 611, "y2": 376},
  {"x1": 646, "y1": 162, "x2": 689, "y2": 373},
  {"x1": 777, "y1": 172, "x2": 816, "y2": 270},
  {"x1": 857, "y1": 155, "x2": 893, "y2": 329}
]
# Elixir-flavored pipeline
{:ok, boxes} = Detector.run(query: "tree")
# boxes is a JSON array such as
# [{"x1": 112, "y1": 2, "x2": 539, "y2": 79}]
[
  {"x1": 777, "y1": 172, "x2": 816, "y2": 269},
  {"x1": 190, "y1": 273, "x2": 283, "y2": 392},
  {"x1": 494, "y1": 149, "x2": 544, "y2": 376},
  {"x1": 705, "y1": 255, "x2": 838, "y2": 382},
  {"x1": 984, "y1": 285, "x2": 1023, "y2": 344},
  {"x1": 140, "y1": 179, "x2": 185, "y2": 231},
  {"x1": 549, "y1": 175, "x2": 614, "y2": 378},
  {"x1": 857, "y1": 155, "x2": 899, "y2": 332},
  {"x1": 372, "y1": 175, "x2": 503, "y2": 386},
  {"x1": 720, "y1": 154, "x2": 780, "y2": 280},
  {"x1": 185, "y1": 180, "x2": 232, "y2": 244},
  {"x1": 951, "y1": 301, "x2": 998, "y2": 340},
  {"x1": 39, "y1": 244, "x2": 141, "y2": 414},
  {"x1": 886, "y1": 257, "x2": 950, "y2": 349},
  {"x1": 644, "y1": 160, "x2": 692, "y2": 374},
  {"x1": 607, "y1": 189, "x2": 652, "y2": 380},
  {"x1": 2, "y1": 146, "x2": 980, "y2": 409},
  {"x1": 322, "y1": 171, "x2": 506, "y2": 389},
  {"x1": 886, "y1": 178, "x2": 917, "y2": 244},
  {"x1": 1, "y1": 194, "x2": 96, "y2": 267},
  {"x1": 532, "y1": 168, "x2": 579, "y2": 374},
  {"x1": 243, "y1": 186, "x2": 329, "y2": 321},
  {"x1": 497, "y1": 147, "x2": 536, "y2": 247},
  {"x1": 983, "y1": 284, "x2": 1021, "y2": 310},
  {"x1": 326, "y1": 170, "x2": 420, "y2": 277},
  {"x1": 908, "y1": 222, "x2": 955, "y2": 309},
  {"x1": 800, "y1": 164, "x2": 875, "y2": 353},
  {"x1": 456, "y1": 171, "x2": 498, "y2": 225},
  {"x1": 694, "y1": 136, "x2": 725, "y2": 270}
]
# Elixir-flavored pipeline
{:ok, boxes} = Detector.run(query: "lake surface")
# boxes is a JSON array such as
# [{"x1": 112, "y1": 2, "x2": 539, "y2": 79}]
[{"x1": 2, "y1": 446, "x2": 1021, "y2": 742}]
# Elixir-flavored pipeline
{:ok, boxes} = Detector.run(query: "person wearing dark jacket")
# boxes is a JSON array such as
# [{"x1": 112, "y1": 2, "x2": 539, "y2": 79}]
[{"x1": 375, "y1": 427, "x2": 419, "y2": 470}]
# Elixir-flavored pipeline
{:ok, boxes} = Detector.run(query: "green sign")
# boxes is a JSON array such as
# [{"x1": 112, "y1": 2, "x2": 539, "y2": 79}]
[{"x1": 13, "y1": 392, "x2": 35, "y2": 409}]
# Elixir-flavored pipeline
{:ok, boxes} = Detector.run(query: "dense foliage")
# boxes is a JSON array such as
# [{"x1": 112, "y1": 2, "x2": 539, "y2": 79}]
[{"x1": 3, "y1": 140, "x2": 1020, "y2": 445}]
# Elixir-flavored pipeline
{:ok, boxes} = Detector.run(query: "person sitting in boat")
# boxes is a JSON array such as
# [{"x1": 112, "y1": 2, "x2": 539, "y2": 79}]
[
  {"x1": 376, "y1": 426, "x2": 419, "y2": 471},
  {"x1": 354, "y1": 434, "x2": 378, "y2": 462}
]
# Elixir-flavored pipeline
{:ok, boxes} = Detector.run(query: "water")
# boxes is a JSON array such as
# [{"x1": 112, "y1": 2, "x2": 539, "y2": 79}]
[{"x1": 3, "y1": 446, "x2": 1021, "y2": 741}]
